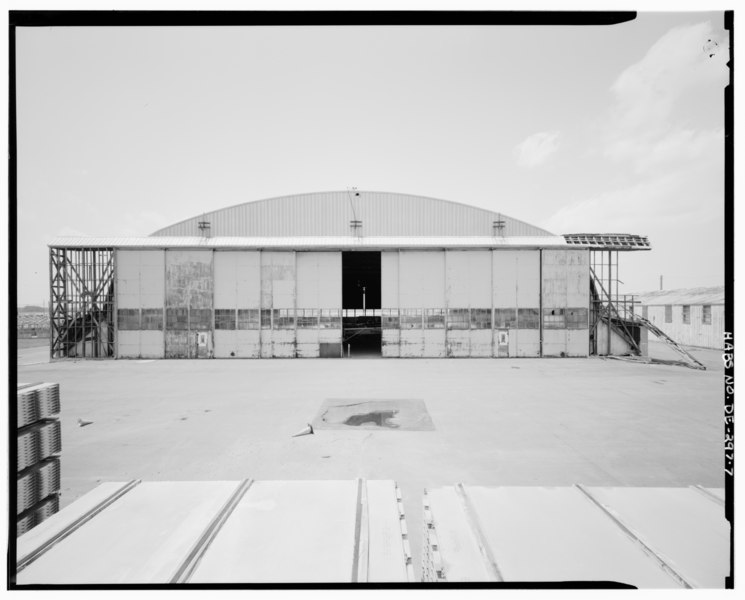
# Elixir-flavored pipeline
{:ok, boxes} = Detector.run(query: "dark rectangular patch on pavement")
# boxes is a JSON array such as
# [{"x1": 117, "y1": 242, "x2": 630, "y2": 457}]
[{"x1": 313, "y1": 399, "x2": 434, "y2": 431}]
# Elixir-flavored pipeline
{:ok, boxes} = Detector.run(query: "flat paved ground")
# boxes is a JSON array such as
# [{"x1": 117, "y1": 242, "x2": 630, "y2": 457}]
[{"x1": 17, "y1": 347, "x2": 725, "y2": 579}]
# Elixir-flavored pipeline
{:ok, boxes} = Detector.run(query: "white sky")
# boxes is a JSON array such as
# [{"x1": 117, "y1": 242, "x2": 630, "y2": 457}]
[{"x1": 13, "y1": 11, "x2": 730, "y2": 305}]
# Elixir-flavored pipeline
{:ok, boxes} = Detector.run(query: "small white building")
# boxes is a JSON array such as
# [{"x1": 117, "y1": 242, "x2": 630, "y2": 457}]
[{"x1": 635, "y1": 287, "x2": 725, "y2": 350}]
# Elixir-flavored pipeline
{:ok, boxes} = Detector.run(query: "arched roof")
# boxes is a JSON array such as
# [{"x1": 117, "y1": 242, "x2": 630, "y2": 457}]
[{"x1": 150, "y1": 191, "x2": 554, "y2": 238}]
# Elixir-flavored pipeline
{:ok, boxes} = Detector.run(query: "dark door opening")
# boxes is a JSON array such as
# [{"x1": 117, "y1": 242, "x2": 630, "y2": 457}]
[{"x1": 342, "y1": 251, "x2": 381, "y2": 357}]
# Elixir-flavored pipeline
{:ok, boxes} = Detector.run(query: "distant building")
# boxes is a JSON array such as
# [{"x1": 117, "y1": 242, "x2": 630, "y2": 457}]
[{"x1": 635, "y1": 287, "x2": 725, "y2": 350}]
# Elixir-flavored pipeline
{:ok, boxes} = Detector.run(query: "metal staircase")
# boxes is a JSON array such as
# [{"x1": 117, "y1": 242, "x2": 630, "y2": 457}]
[
  {"x1": 633, "y1": 315, "x2": 707, "y2": 370},
  {"x1": 589, "y1": 252, "x2": 705, "y2": 370}
]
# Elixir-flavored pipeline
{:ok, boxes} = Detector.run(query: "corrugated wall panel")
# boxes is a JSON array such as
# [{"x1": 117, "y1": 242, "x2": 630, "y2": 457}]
[
  {"x1": 399, "y1": 251, "x2": 445, "y2": 309},
  {"x1": 116, "y1": 251, "x2": 141, "y2": 310},
  {"x1": 446, "y1": 250, "x2": 491, "y2": 357},
  {"x1": 492, "y1": 250, "x2": 540, "y2": 358},
  {"x1": 261, "y1": 252, "x2": 296, "y2": 357},
  {"x1": 541, "y1": 249, "x2": 588, "y2": 358},
  {"x1": 116, "y1": 250, "x2": 165, "y2": 359},
  {"x1": 116, "y1": 330, "x2": 140, "y2": 358},
  {"x1": 139, "y1": 251, "x2": 166, "y2": 308},
  {"x1": 381, "y1": 252, "x2": 399, "y2": 307},
  {"x1": 381, "y1": 252, "x2": 400, "y2": 358},
  {"x1": 165, "y1": 250, "x2": 213, "y2": 359},
  {"x1": 296, "y1": 252, "x2": 341, "y2": 358},
  {"x1": 165, "y1": 250, "x2": 213, "y2": 309},
  {"x1": 213, "y1": 251, "x2": 261, "y2": 358},
  {"x1": 214, "y1": 251, "x2": 261, "y2": 308},
  {"x1": 140, "y1": 331, "x2": 165, "y2": 359},
  {"x1": 152, "y1": 192, "x2": 555, "y2": 238}
]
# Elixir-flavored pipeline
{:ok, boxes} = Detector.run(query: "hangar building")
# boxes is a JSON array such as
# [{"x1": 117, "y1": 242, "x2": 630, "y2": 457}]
[{"x1": 48, "y1": 191, "x2": 650, "y2": 360}]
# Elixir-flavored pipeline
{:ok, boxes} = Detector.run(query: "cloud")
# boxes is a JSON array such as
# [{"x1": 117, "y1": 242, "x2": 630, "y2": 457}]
[
  {"x1": 609, "y1": 22, "x2": 728, "y2": 136},
  {"x1": 604, "y1": 21, "x2": 729, "y2": 173},
  {"x1": 541, "y1": 152, "x2": 722, "y2": 237},
  {"x1": 514, "y1": 131, "x2": 560, "y2": 168},
  {"x1": 606, "y1": 128, "x2": 723, "y2": 174}
]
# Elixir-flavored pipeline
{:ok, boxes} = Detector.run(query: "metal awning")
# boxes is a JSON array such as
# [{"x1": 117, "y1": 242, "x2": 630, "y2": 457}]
[{"x1": 563, "y1": 233, "x2": 651, "y2": 250}]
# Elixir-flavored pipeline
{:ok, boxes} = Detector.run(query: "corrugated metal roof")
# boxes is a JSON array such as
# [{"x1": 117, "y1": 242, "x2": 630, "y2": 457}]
[
  {"x1": 149, "y1": 191, "x2": 556, "y2": 238},
  {"x1": 634, "y1": 287, "x2": 725, "y2": 306},
  {"x1": 48, "y1": 235, "x2": 570, "y2": 250}
]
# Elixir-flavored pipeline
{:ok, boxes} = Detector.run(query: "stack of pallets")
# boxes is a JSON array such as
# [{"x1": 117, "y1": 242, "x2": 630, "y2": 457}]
[{"x1": 17, "y1": 383, "x2": 62, "y2": 537}]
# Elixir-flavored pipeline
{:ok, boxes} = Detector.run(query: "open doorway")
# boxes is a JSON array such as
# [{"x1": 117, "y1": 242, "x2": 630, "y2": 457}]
[{"x1": 342, "y1": 251, "x2": 381, "y2": 357}]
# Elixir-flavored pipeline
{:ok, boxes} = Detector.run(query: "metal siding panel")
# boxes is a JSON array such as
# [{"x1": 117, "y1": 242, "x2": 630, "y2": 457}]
[
  {"x1": 213, "y1": 251, "x2": 238, "y2": 308},
  {"x1": 399, "y1": 330, "x2": 424, "y2": 357},
  {"x1": 165, "y1": 250, "x2": 213, "y2": 309},
  {"x1": 116, "y1": 331, "x2": 140, "y2": 358},
  {"x1": 423, "y1": 330, "x2": 447, "y2": 358},
  {"x1": 447, "y1": 330, "x2": 470, "y2": 357},
  {"x1": 139, "y1": 331, "x2": 164, "y2": 358},
  {"x1": 51, "y1": 235, "x2": 569, "y2": 250},
  {"x1": 116, "y1": 251, "x2": 142, "y2": 310},
  {"x1": 514, "y1": 330, "x2": 540, "y2": 357},
  {"x1": 297, "y1": 252, "x2": 341, "y2": 309},
  {"x1": 381, "y1": 251, "x2": 399, "y2": 308},
  {"x1": 261, "y1": 251, "x2": 296, "y2": 310},
  {"x1": 271, "y1": 330, "x2": 296, "y2": 358},
  {"x1": 399, "y1": 251, "x2": 445, "y2": 309},
  {"x1": 517, "y1": 251, "x2": 541, "y2": 307},
  {"x1": 382, "y1": 329, "x2": 400, "y2": 358},
  {"x1": 150, "y1": 192, "x2": 555, "y2": 239},
  {"x1": 470, "y1": 330, "x2": 492, "y2": 357},
  {"x1": 236, "y1": 251, "x2": 261, "y2": 309},
  {"x1": 542, "y1": 329, "x2": 567, "y2": 357},
  {"x1": 260, "y1": 330, "x2": 273, "y2": 358},
  {"x1": 566, "y1": 250, "x2": 589, "y2": 308},
  {"x1": 566, "y1": 329, "x2": 588, "y2": 357},
  {"x1": 492, "y1": 251, "x2": 519, "y2": 309},
  {"x1": 296, "y1": 252, "x2": 319, "y2": 308},
  {"x1": 319, "y1": 328, "x2": 342, "y2": 343}
]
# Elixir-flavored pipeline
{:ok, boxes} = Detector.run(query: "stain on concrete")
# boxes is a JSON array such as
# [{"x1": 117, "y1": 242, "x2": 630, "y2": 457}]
[
  {"x1": 344, "y1": 410, "x2": 400, "y2": 428},
  {"x1": 314, "y1": 399, "x2": 434, "y2": 431}
]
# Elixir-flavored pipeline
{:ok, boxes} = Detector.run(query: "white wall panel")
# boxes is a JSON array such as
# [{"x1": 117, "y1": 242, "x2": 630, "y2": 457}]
[
  {"x1": 260, "y1": 252, "x2": 296, "y2": 310},
  {"x1": 381, "y1": 252, "x2": 399, "y2": 308},
  {"x1": 214, "y1": 331, "x2": 260, "y2": 358},
  {"x1": 446, "y1": 251, "x2": 491, "y2": 307},
  {"x1": 447, "y1": 331, "x2": 470, "y2": 357},
  {"x1": 566, "y1": 250, "x2": 589, "y2": 307},
  {"x1": 140, "y1": 331, "x2": 165, "y2": 358},
  {"x1": 117, "y1": 250, "x2": 165, "y2": 309},
  {"x1": 399, "y1": 330, "x2": 424, "y2": 357},
  {"x1": 214, "y1": 251, "x2": 261, "y2": 309},
  {"x1": 139, "y1": 251, "x2": 166, "y2": 309},
  {"x1": 297, "y1": 252, "x2": 341, "y2": 308},
  {"x1": 423, "y1": 330, "x2": 447, "y2": 357},
  {"x1": 567, "y1": 330, "x2": 589, "y2": 357},
  {"x1": 399, "y1": 251, "x2": 445, "y2": 309},
  {"x1": 116, "y1": 330, "x2": 140, "y2": 358},
  {"x1": 514, "y1": 330, "x2": 541, "y2": 357},
  {"x1": 382, "y1": 329, "x2": 400, "y2": 358},
  {"x1": 470, "y1": 330, "x2": 492, "y2": 357},
  {"x1": 542, "y1": 330, "x2": 567, "y2": 357}
]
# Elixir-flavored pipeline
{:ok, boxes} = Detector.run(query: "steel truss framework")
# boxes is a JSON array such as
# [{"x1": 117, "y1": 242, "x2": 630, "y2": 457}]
[
  {"x1": 589, "y1": 249, "x2": 640, "y2": 355},
  {"x1": 49, "y1": 247, "x2": 115, "y2": 359}
]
